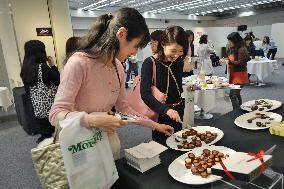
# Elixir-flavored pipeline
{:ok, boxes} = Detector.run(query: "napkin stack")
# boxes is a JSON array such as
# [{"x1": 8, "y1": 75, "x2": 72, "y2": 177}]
[{"x1": 125, "y1": 141, "x2": 168, "y2": 173}]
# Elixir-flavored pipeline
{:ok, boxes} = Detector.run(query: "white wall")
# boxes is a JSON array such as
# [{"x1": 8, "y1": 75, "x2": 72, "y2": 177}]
[
  {"x1": 48, "y1": 0, "x2": 73, "y2": 70},
  {"x1": 246, "y1": 25, "x2": 271, "y2": 39},
  {"x1": 10, "y1": 0, "x2": 56, "y2": 65},
  {"x1": 0, "y1": 0, "x2": 22, "y2": 88},
  {"x1": 271, "y1": 23, "x2": 284, "y2": 58},
  {"x1": 194, "y1": 27, "x2": 237, "y2": 57}
]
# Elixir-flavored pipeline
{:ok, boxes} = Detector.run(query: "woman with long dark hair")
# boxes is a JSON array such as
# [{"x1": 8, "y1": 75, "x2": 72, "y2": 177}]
[
  {"x1": 20, "y1": 40, "x2": 60, "y2": 143},
  {"x1": 182, "y1": 30, "x2": 194, "y2": 77},
  {"x1": 141, "y1": 26, "x2": 188, "y2": 144},
  {"x1": 49, "y1": 8, "x2": 173, "y2": 158},
  {"x1": 262, "y1": 36, "x2": 270, "y2": 57},
  {"x1": 220, "y1": 32, "x2": 248, "y2": 109}
]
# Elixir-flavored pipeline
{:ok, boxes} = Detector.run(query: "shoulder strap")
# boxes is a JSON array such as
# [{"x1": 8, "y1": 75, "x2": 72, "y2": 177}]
[
  {"x1": 37, "y1": 64, "x2": 44, "y2": 84},
  {"x1": 150, "y1": 57, "x2": 157, "y2": 86}
]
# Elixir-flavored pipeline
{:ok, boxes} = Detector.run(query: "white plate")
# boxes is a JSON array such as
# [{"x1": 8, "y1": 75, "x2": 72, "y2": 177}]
[
  {"x1": 234, "y1": 111, "x2": 282, "y2": 130},
  {"x1": 166, "y1": 126, "x2": 224, "y2": 152},
  {"x1": 241, "y1": 99, "x2": 282, "y2": 112},
  {"x1": 168, "y1": 145, "x2": 236, "y2": 185}
]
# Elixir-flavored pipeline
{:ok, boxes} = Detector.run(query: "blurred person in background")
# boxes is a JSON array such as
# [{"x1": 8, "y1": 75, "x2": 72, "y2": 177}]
[
  {"x1": 220, "y1": 32, "x2": 248, "y2": 110},
  {"x1": 197, "y1": 34, "x2": 214, "y2": 76},
  {"x1": 20, "y1": 40, "x2": 60, "y2": 143}
]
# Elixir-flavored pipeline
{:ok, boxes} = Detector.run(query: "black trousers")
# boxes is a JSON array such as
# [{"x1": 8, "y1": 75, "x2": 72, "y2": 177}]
[
  {"x1": 267, "y1": 48, "x2": 277, "y2": 60},
  {"x1": 254, "y1": 50, "x2": 264, "y2": 57},
  {"x1": 152, "y1": 100, "x2": 185, "y2": 145},
  {"x1": 126, "y1": 63, "x2": 138, "y2": 83},
  {"x1": 229, "y1": 88, "x2": 242, "y2": 110}
]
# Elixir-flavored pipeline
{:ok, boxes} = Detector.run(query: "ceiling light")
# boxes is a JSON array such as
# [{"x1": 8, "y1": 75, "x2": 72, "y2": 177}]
[
  {"x1": 81, "y1": 0, "x2": 108, "y2": 10},
  {"x1": 239, "y1": 11, "x2": 255, "y2": 17}
]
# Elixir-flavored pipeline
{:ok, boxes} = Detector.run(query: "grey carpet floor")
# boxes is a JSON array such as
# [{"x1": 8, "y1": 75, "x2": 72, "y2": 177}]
[{"x1": 0, "y1": 59, "x2": 283, "y2": 189}]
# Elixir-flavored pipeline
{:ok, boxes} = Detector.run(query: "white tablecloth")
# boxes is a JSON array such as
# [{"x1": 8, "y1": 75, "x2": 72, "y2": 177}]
[
  {"x1": 182, "y1": 76, "x2": 229, "y2": 112},
  {"x1": 192, "y1": 89, "x2": 226, "y2": 112},
  {"x1": 0, "y1": 87, "x2": 13, "y2": 111},
  {"x1": 247, "y1": 59, "x2": 276, "y2": 81}
]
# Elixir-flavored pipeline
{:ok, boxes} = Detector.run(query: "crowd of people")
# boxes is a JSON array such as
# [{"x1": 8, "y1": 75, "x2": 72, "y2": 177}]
[{"x1": 19, "y1": 8, "x2": 281, "y2": 186}]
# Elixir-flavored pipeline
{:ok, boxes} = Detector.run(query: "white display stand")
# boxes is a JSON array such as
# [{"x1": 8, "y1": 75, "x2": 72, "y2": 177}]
[{"x1": 211, "y1": 168, "x2": 283, "y2": 189}]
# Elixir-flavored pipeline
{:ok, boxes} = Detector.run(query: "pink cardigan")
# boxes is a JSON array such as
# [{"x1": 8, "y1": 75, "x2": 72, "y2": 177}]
[{"x1": 49, "y1": 52, "x2": 134, "y2": 127}]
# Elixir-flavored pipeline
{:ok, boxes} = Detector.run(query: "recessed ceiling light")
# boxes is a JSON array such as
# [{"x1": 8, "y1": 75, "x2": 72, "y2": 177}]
[{"x1": 80, "y1": 2, "x2": 84, "y2": 5}]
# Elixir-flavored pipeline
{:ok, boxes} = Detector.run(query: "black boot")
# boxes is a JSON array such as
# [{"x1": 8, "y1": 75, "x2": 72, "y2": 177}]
[{"x1": 36, "y1": 134, "x2": 52, "y2": 144}]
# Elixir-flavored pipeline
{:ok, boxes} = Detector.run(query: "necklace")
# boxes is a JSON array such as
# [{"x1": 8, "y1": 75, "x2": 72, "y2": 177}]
[{"x1": 158, "y1": 61, "x2": 182, "y2": 98}]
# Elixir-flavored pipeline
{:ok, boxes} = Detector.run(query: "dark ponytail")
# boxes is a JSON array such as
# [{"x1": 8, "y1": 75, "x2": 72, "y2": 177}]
[
  {"x1": 77, "y1": 8, "x2": 150, "y2": 66},
  {"x1": 79, "y1": 14, "x2": 113, "y2": 51}
]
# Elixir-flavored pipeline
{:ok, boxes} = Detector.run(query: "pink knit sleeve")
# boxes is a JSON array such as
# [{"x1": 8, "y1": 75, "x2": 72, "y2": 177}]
[{"x1": 49, "y1": 54, "x2": 86, "y2": 126}]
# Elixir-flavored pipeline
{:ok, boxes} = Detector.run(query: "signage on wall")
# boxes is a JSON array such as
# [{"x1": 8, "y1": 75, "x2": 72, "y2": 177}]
[
  {"x1": 196, "y1": 32, "x2": 203, "y2": 39},
  {"x1": 224, "y1": 22, "x2": 241, "y2": 27},
  {"x1": 36, "y1": 28, "x2": 53, "y2": 36}
]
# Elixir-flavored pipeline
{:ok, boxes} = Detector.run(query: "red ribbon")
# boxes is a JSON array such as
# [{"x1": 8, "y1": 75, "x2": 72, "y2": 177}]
[
  {"x1": 219, "y1": 160, "x2": 236, "y2": 180},
  {"x1": 246, "y1": 150, "x2": 265, "y2": 176}
]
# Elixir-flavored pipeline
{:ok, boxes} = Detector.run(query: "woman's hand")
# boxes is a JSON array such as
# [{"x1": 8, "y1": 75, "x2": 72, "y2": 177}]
[
  {"x1": 47, "y1": 56, "x2": 55, "y2": 66},
  {"x1": 219, "y1": 58, "x2": 228, "y2": 65},
  {"x1": 154, "y1": 123, "x2": 174, "y2": 136},
  {"x1": 87, "y1": 114, "x2": 127, "y2": 134},
  {"x1": 166, "y1": 109, "x2": 182, "y2": 123}
]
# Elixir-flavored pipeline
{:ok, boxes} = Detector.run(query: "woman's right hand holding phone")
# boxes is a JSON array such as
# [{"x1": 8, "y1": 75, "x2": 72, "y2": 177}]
[
  {"x1": 87, "y1": 114, "x2": 127, "y2": 134},
  {"x1": 219, "y1": 58, "x2": 228, "y2": 65}
]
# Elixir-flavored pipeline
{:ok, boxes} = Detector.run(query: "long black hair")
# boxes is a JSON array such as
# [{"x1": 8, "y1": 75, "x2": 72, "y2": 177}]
[
  {"x1": 150, "y1": 30, "x2": 163, "y2": 41},
  {"x1": 199, "y1": 34, "x2": 208, "y2": 44},
  {"x1": 77, "y1": 7, "x2": 150, "y2": 66},
  {"x1": 185, "y1": 30, "x2": 194, "y2": 43},
  {"x1": 244, "y1": 35, "x2": 253, "y2": 46},
  {"x1": 263, "y1": 36, "x2": 270, "y2": 45},
  {"x1": 20, "y1": 40, "x2": 47, "y2": 84},
  {"x1": 227, "y1": 32, "x2": 246, "y2": 60},
  {"x1": 227, "y1": 32, "x2": 244, "y2": 49},
  {"x1": 156, "y1": 26, "x2": 189, "y2": 61}
]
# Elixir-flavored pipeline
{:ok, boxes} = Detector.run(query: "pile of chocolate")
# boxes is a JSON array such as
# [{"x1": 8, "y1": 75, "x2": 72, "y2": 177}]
[
  {"x1": 206, "y1": 80, "x2": 213, "y2": 84},
  {"x1": 177, "y1": 129, "x2": 218, "y2": 149},
  {"x1": 247, "y1": 112, "x2": 275, "y2": 127},
  {"x1": 184, "y1": 149, "x2": 229, "y2": 178},
  {"x1": 250, "y1": 100, "x2": 273, "y2": 111}
]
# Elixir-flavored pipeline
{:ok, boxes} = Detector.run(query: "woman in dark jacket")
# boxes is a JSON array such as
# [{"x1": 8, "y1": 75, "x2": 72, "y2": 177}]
[
  {"x1": 141, "y1": 26, "x2": 188, "y2": 144},
  {"x1": 244, "y1": 35, "x2": 255, "y2": 60},
  {"x1": 220, "y1": 32, "x2": 248, "y2": 109},
  {"x1": 20, "y1": 40, "x2": 60, "y2": 143}
]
